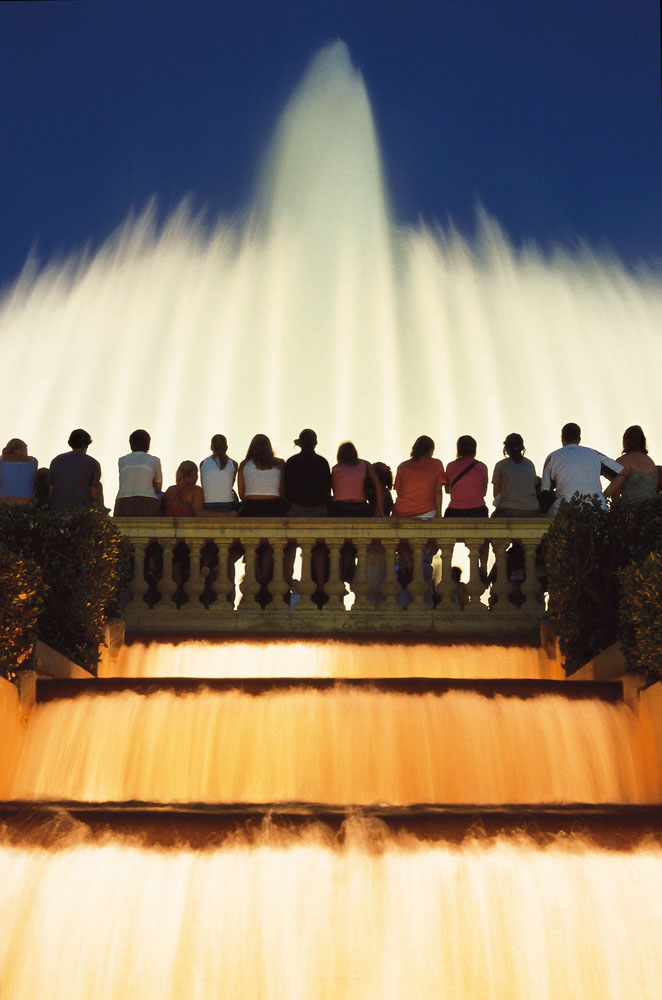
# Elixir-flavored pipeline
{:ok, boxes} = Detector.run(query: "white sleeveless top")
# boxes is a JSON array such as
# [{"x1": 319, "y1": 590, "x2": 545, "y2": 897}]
[
  {"x1": 200, "y1": 456, "x2": 236, "y2": 502},
  {"x1": 242, "y1": 460, "x2": 281, "y2": 497}
]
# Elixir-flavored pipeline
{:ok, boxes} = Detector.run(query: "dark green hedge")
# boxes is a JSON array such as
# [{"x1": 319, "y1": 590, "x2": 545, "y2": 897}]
[
  {"x1": 0, "y1": 506, "x2": 131, "y2": 676},
  {"x1": 0, "y1": 544, "x2": 43, "y2": 681},
  {"x1": 544, "y1": 495, "x2": 662, "y2": 675}
]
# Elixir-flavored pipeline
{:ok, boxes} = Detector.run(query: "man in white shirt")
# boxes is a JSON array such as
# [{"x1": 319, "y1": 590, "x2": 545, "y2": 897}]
[{"x1": 541, "y1": 423, "x2": 623, "y2": 513}]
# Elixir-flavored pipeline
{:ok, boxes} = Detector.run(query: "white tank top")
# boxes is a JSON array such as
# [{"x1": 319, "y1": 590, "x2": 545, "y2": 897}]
[
  {"x1": 242, "y1": 460, "x2": 281, "y2": 497},
  {"x1": 200, "y1": 456, "x2": 236, "y2": 502}
]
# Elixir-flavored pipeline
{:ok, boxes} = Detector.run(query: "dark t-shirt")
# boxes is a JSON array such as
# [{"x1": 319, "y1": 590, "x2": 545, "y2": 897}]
[
  {"x1": 284, "y1": 450, "x2": 331, "y2": 508},
  {"x1": 49, "y1": 450, "x2": 102, "y2": 509}
]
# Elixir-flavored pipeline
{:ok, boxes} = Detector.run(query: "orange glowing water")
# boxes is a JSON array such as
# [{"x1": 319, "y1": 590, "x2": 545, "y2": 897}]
[{"x1": 2, "y1": 641, "x2": 661, "y2": 998}]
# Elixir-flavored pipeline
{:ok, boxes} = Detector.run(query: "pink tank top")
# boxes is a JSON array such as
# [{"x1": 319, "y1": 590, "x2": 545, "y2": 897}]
[{"x1": 332, "y1": 461, "x2": 367, "y2": 501}]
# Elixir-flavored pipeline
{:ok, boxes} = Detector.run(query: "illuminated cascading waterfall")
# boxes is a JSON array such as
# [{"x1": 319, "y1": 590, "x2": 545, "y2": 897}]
[
  {"x1": 6, "y1": 688, "x2": 657, "y2": 805},
  {"x1": 1, "y1": 41, "x2": 661, "y2": 503},
  {"x1": 2, "y1": 642, "x2": 662, "y2": 997}
]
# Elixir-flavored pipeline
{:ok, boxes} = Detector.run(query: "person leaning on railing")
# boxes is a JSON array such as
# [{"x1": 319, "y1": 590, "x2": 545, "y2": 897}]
[{"x1": 392, "y1": 435, "x2": 446, "y2": 588}]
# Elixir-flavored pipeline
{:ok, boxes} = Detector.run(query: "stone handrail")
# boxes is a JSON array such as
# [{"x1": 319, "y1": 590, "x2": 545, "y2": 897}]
[{"x1": 116, "y1": 516, "x2": 549, "y2": 636}]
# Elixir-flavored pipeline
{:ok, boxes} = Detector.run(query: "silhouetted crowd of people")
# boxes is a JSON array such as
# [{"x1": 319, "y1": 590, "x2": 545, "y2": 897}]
[{"x1": 1, "y1": 422, "x2": 658, "y2": 517}]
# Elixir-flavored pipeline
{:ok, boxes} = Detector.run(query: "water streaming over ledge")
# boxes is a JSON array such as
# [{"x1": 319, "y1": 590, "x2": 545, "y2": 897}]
[
  {"x1": 2, "y1": 640, "x2": 662, "y2": 996},
  {"x1": 1, "y1": 41, "x2": 661, "y2": 501}
]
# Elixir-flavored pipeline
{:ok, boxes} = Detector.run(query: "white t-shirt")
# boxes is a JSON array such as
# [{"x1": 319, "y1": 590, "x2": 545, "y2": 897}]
[
  {"x1": 541, "y1": 444, "x2": 622, "y2": 511},
  {"x1": 242, "y1": 460, "x2": 282, "y2": 497},
  {"x1": 200, "y1": 456, "x2": 237, "y2": 502},
  {"x1": 116, "y1": 452, "x2": 162, "y2": 499}
]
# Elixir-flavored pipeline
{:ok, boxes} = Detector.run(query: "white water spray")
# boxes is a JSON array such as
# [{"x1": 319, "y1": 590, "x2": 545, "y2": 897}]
[{"x1": 1, "y1": 41, "x2": 660, "y2": 500}]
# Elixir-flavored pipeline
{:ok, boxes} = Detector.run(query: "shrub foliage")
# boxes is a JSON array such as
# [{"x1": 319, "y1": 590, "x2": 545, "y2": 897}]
[
  {"x1": 544, "y1": 495, "x2": 662, "y2": 675},
  {"x1": 0, "y1": 506, "x2": 131, "y2": 676},
  {"x1": 0, "y1": 544, "x2": 43, "y2": 680},
  {"x1": 619, "y1": 553, "x2": 662, "y2": 678}
]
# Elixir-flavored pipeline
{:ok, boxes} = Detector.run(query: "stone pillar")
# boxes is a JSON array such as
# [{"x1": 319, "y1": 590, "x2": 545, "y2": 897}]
[
  {"x1": 490, "y1": 539, "x2": 511, "y2": 606},
  {"x1": 465, "y1": 540, "x2": 487, "y2": 612},
  {"x1": 326, "y1": 538, "x2": 347, "y2": 608},
  {"x1": 238, "y1": 539, "x2": 261, "y2": 610},
  {"x1": 128, "y1": 539, "x2": 146, "y2": 607},
  {"x1": 520, "y1": 539, "x2": 542, "y2": 608},
  {"x1": 292, "y1": 540, "x2": 318, "y2": 611},
  {"x1": 380, "y1": 539, "x2": 403, "y2": 609},
  {"x1": 158, "y1": 539, "x2": 178, "y2": 607},
  {"x1": 351, "y1": 539, "x2": 372, "y2": 612},
  {"x1": 183, "y1": 538, "x2": 206, "y2": 608},
  {"x1": 436, "y1": 544, "x2": 457, "y2": 609}
]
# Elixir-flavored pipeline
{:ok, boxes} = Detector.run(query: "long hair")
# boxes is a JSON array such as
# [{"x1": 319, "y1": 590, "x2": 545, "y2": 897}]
[
  {"x1": 622, "y1": 425, "x2": 647, "y2": 455},
  {"x1": 210, "y1": 434, "x2": 229, "y2": 469},
  {"x1": 411, "y1": 436, "x2": 434, "y2": 461},
  {"x1": 245, "y1": 434, "x2": 277, "y2": 470},
  {"x1": 503, "y1": 432, "x2": 525, "y2": 463},
  {"x1": 337, "y1": 441, "x2": 359, "y2": 466}
]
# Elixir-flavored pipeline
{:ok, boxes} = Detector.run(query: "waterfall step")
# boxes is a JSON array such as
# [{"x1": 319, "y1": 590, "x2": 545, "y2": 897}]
[
  {"x1": 1, "y1": 801, "x2": 660, "y2": 848},
  {"x1": 35, "y1": 677, "x2": 624, "y2": 703}
]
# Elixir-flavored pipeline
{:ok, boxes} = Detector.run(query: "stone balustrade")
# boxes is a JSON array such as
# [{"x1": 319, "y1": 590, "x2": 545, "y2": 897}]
[{"x1": 117, "y1": 517, "x2": 549, "y2": 636}]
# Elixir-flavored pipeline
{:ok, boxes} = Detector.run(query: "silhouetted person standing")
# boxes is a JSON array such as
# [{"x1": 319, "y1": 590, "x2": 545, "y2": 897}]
[{"x1": 49, "y1": 428, "x2": 102, "y2": 509}]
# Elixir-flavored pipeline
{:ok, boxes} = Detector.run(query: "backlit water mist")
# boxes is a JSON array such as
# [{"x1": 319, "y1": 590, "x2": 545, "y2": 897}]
[
  {"x1": 2, "y1": 825, "x2": 662, "y2": 1000},
  {"x1": 1, "y1": 41, "x2": 661, "y2": 500}
]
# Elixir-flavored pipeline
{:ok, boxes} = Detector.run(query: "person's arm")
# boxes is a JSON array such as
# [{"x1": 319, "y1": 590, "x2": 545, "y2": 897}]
[
  {"x1": 540, "y1": 455, "x2": 553, "y2": 492},
  {"x1": 153, "y1": 458, "x2": 163, "y2": 495},
  {"x1": 480, "y1": 463, "x2": 488, "y2": 500},
  {"x1": 366, "y1": 462, "x2": 384, "y2": 516},
  {"x1": 237, "y1": 461, "x2": 246, "y2": 500},
  {"x1": 191, "y1": 485, "x2": 206, "y2": 516},
  {"x1": 435, "y1": 482, "x2": 444, "y2": 518},
  {"x1": 492, "y1": 464, "x2": 501, "y2": 500},
  {"x1": 277, "y1": 463, "x2": 285, "y2": 499},
  {"x1": 604, "y1": 457, "x2": 628, "y2": 499}
]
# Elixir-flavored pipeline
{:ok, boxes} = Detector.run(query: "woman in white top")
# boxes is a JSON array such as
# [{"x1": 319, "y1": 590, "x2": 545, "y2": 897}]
[
  {"x1": 238, "y1": 434, "x2": 286, "y2": 517},
  {"x1": 200, "y1": 435, "x2": 239, "y2": 512},
  {"x1": 237, "y1": 434, "x2": 286, "y2": 606},
  {"x1": 114, "y1": 429, "x2": 162, "y2": 516}
]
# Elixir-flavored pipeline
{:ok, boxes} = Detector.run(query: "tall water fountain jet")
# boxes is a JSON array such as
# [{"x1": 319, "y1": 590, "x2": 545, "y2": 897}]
[{"x1": 0, "y1": 41, "x2": 660, "y2": 499}]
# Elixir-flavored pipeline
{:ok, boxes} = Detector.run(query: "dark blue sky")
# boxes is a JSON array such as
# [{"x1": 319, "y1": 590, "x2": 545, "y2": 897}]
[{"x1": 2, "y1": 0, "x2": 660, "y2": 286}]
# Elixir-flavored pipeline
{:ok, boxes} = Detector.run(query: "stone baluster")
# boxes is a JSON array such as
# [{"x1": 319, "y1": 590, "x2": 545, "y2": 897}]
[
  {"x1": 520, "y1": 539, "x2": 542, "y2": 609},
  {"x1": 158, "y1": 539, "x2": 178, "y2": 607},
  {"x1": 238, "y1": 539, "x2": 261, "y2": 610},
  {"x1": 183, "y1": 539, "x2": 206, "y2": 608},
  {"x1": 380, "y1": 539, "x2": 403, "y2": 609},
  {"x1": 351, "y1": 539, "x2": 372, "y2": 612},
  {"x1": 292, "y1": 539, "x2": 318, "y2": 611},
  {"x1": 408, "y1": 542, "x2": 429, "y2": 608},
  {"x1": 490, "y1": 539, "x2": 511, "y2": 607},
  {"x1": 213, "y1": 538, "x2": 234, "y2": 612},
  {"x1": 326, "y1": 538, "x2": 347, "y2": 608},
  {"x1": 128, "y1": 539, "x2": 146, "y2": 607},
  {"x1": 465, "y1": 540, "x2": 487, "y2": 611},
  {"x1": 265, "y1": 539, "x2": 290, "y2": 613},
  {"x1": 436, "y1": 544, "x2": 456, "y2": 609}
]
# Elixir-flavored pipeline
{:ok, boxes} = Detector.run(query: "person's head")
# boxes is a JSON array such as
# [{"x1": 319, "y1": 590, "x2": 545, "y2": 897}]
[
  {"x1": 176, "y1": 460, "x2": 198, "y2": 485},
  {"x1": 245, "y1": 434, "x2": 276, "y2": 469},
  {"x1": 503, "y1": 433, "x2": 525, "y2": 463},
  {"x1": 68, "y1": 428, "x2": 92, "y2": 451},
  {"x1": 373, "y1": 462, "x2": 393, "y2": 490},
  {"x1": 294, "y1": 428, "x2": 317, "y2": 452},
  {"x1": 411, "y1": 435, "x2": 435, "y2": 461},
  {"x1": 337, "y1": 441, "x2": 359, "y2": 466},
  {"x1": 129, "y1": 428, "x2": 150, "y2": 453},
  {"x1": 2, "y1": 438, "x2": 27, "y2": 460},
  {"x1": 561, "y1": 422, "x2": 581, "y2": 445},
  {"x1": 456, "y1": 435, "x2": 477, "y2": 459},
  {"x1": 622, "y1": 425, "x2": 647, "y2": 455},
  {"x1": 210, "y1": 434, "x2": 229, "y2": 469}
]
